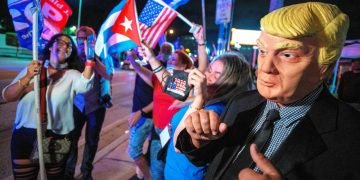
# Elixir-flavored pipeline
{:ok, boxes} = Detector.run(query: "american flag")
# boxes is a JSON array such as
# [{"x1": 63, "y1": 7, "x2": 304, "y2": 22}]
[{"x1": 139, "y1": 0, "x2": 177, "y2": 48}]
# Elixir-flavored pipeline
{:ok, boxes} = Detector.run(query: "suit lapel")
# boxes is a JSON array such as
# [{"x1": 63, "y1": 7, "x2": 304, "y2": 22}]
[
  {"x1": 271, "y1": 88, "x2": 338, "y2": 175},
  {"x1": 213, "y1": 94, "x2": 265, "y2": 179},
  {"x1": 270, "y1": 116, "x2": 327, "y2": 175}
]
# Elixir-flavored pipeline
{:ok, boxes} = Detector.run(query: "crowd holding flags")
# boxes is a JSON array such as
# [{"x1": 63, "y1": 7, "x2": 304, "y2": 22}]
[
  {"x1": 96, "y1": 0, "x2": 191, "y2": 58},
  {"x1": 8, "y1": 0, "x2": 191, "y2": 61}
]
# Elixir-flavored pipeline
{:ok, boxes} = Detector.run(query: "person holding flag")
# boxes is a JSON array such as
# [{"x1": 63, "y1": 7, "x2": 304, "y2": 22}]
[
  {"x1": 65, "y1": 26, "x2": 113, "y2": 180},
  {"x1": 2, "y1": 33, "x2": 94, "y2": 179}
]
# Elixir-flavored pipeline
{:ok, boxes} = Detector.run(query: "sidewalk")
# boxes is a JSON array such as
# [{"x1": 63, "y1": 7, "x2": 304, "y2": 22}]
[
  {"x1": 74, "y1": 119, "x2": 137, "y2": 180},
  {"x1": 89, "y1": 132, "x2": 135, "y2": 179}
]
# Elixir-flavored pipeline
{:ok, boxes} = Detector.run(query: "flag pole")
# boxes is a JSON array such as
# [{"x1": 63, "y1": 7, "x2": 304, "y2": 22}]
[
  {"x1": 201, "y1": 0, "x2": 206, "y2": 41},
  {"x1": 153, "y1": 0, "x2": 193, "y2": 27},
  {"x1": 77, "y1": 0, "x2": 83, "y2": 28},
  {"x1": 133, "y1": 0, "x2": 143, "y2": 43},
  {"x1": 32, "y1": 1, "x2": 46, "y2": 179}
]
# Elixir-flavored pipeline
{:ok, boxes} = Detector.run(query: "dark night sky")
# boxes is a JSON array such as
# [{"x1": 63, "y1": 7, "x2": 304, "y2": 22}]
[{"x1": 1, "y1": 0, "x2": 359, "y2": 46}]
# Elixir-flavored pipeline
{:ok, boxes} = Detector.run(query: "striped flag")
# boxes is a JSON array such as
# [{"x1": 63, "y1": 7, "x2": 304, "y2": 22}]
[
  {"x1": 95, "y1": 0, "x2": 139, "y2": 59},
  {"x1": 139, "y1": 0, "x2": 177, "y2": 48}
]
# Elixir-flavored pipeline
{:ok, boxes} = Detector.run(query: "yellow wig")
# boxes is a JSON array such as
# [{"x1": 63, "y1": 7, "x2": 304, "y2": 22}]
[{"x1": 260, "y1": 2, "x2": 349, "y2": 65}]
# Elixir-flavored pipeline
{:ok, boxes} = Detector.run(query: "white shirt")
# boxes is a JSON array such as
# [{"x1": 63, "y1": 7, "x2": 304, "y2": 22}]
[{"x1": 2, "y1": 67, "x2": 94, "y2": 134}]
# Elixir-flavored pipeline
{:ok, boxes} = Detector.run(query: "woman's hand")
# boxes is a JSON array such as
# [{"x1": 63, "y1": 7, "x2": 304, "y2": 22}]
[
  {"x1": 138, "y1": 43, "x2": 156, "y2": 61},
  {"x1": 26, "y1": 61, "x2": 42, "y2": 79},
  {"x1": 128, "y1": 111, "x2": 142, "y2": 128},
  {"x1": 193, "y1": 24, "x2": 205, "y2": 45},
  {"x1": 186, "y1": 68, "x2": 207, "y2": 98},
  {"x1": 126, "y1": 50, "x2": 138, "y2": 62}
]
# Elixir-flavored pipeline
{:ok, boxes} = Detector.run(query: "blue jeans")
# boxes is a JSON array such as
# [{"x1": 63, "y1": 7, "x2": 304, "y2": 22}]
[
  {"x1": 65, "y1": 106, "x2": 106, "y2": 180},
  {"x1": 150, "y1": 127, "x2": 165, "y2": 180},
  {"x1": 127, "y1": 116, "x2": 153, "y2": 159}
]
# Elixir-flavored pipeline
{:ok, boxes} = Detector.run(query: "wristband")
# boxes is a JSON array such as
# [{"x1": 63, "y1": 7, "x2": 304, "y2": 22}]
[
  {"x1": 197, "y1": 42, "x2": 206, "y2": 46},
  {"x1": 85, "y1": 60, "x2": 95, "y2": 67},
  {"x1": 152, "y1": 65, "x2": 164, "y2": 73},
  {"x1": 140, "y1": 109, "x2": 146, "y2": 116}
]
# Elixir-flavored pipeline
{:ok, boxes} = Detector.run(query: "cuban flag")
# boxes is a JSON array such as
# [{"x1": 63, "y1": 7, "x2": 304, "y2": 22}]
[
  {"x1": 139, "y1": 0, "x2": 177, "y2": 48},
  {"x1": 95, "y1": 0, "x2": 141, "y2": 59}
]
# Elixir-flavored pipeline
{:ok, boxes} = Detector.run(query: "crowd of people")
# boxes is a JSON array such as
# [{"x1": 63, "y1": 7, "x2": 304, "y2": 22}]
[{"x1": 1, "y1": 2, "x2": 360, "y2": 180}]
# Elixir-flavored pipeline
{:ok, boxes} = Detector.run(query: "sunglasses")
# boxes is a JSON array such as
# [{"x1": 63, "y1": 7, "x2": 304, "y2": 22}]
[{"x1": 56, "y1": 39, "x2": 72, "y2": 48}]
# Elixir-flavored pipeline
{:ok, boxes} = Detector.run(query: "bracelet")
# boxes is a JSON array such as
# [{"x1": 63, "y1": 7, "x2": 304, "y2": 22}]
[
  {"x1": 152, "y1": 65, "x2": 164, "y2": 73},
  {"x1": 197, "y1": 42, "x2": 206, "y2": 46},
  {"x1": 85, "y1": 60, "x2": 95, "y2": 67},
  {"x1": 140, "y1": 109, "x2": 146, "y2": 116}
]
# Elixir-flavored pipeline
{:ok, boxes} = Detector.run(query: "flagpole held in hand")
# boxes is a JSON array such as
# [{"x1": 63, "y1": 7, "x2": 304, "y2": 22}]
[
  {"x1": 153, "y1": 0, "x2": 200, "y2": 33},
  {"x1": 32, "y1": 1, "x2": 46, "y2": 179}
]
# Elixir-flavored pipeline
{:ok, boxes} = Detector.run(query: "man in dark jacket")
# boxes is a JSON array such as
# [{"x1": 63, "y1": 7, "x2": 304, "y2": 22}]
[{"x1": 175, "y1": 2, "x2": 360, "y2": 180}]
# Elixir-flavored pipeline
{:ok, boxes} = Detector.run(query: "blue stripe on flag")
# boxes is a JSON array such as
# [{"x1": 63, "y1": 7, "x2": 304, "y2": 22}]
[{"x1": 95, "y1": 0, "x2": 137, "y2": 60}]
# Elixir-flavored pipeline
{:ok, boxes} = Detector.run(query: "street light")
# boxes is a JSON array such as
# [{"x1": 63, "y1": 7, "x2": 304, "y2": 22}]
[
  {"x1": 169, "y1": 29, "x2": 174, "y2": 35},
  {"x1": 69, "y1": 26, "x2": 77, "y2": 33}
]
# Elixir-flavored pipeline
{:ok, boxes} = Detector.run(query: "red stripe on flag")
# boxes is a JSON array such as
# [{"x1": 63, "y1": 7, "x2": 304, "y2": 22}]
[
  {"x1": 148, "y1": 8, "x2": 175, "y2": 47},
  {"x1": 139, "y1": 7, "x2": 177, "y2": 48}
]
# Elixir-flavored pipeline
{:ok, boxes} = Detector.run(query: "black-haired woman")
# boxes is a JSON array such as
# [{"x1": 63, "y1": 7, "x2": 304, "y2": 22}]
[{"x1": 2, "y1": 33, "x2": 94, "y2": 179}]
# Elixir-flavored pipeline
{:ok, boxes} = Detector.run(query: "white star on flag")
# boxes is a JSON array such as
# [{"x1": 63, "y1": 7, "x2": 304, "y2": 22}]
[{"x1": 120, "y1": 16, "x2": 132, "y2": 32}]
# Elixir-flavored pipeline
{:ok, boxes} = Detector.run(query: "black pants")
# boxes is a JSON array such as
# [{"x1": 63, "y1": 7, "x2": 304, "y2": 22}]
[
  {"x1": 11, "y1": 127, "x2": 67, "y2": 180},
  {"x1": 65, "y1": 106, "x2": 106, "y2": 180}
]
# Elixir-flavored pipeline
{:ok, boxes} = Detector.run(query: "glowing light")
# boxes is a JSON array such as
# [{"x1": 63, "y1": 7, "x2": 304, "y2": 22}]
[
  {"x1": 231, "y1": 28, "x2": 261, "y2": 45},
  {"x1": 69, "y1": 26, "x2": 77, "y2": 33}
]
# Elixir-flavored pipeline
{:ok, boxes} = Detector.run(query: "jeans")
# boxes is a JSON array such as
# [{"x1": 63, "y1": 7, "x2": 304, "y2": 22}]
[
  {"x1": 65, "y1": 106, "x2": 106, "y2": 180},
  {"x1": 128, "y1": 116, "x2": 153, "y2": 159},
  {"x1": 150, "y1": 127, "x2": 165, "y2": 180}
]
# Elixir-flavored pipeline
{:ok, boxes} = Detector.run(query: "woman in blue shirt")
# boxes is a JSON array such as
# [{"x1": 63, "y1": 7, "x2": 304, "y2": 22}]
[{"x1": 164, "y1": 51, "x2": 254, "y2": 179}]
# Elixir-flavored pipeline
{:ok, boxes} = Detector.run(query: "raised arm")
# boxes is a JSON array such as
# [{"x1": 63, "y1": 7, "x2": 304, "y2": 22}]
[
  {"x1": 126, "y1": 50, "x2": 154, "y2": 87},
  {"x1": 82, "y1": 37, "x2": 95, "y2": 79},
  {"x1": 93, "y1": 56, "x2": 112, "y2": 80},
  {"x1": 2, "y1": 61, "x2": 41, "y2": 102},
  {"x1": 193, "y1": 25, "x2": 208, "y2": 73},
  {"x1": 139, "y1": 43, "x2": 171, "y2": 87}
]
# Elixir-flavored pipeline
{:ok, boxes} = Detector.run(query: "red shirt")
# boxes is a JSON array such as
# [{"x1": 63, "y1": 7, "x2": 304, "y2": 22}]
[{"x1": 152, "y1": 75, "x2": 179, "y2": 129}]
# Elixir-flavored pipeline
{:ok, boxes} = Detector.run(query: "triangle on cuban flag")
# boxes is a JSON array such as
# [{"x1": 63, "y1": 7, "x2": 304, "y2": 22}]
[
  {"x1": 95, "y1": 0, "x2": 140, "y2": 60},
  {"x1": 112, "y1": 0, "x2": 141, "y2": 45}
]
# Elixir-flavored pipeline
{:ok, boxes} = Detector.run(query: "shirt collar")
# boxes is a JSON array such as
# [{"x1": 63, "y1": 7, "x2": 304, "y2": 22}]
[{"x1": 264, "y1": 85, "x2": 323, "y2": 127}]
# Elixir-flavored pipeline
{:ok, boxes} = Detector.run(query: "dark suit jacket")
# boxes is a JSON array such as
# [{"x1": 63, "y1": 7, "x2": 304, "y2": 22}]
[{"x1": 176, "y1": 89, "x2": 360, "y2": 180}]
